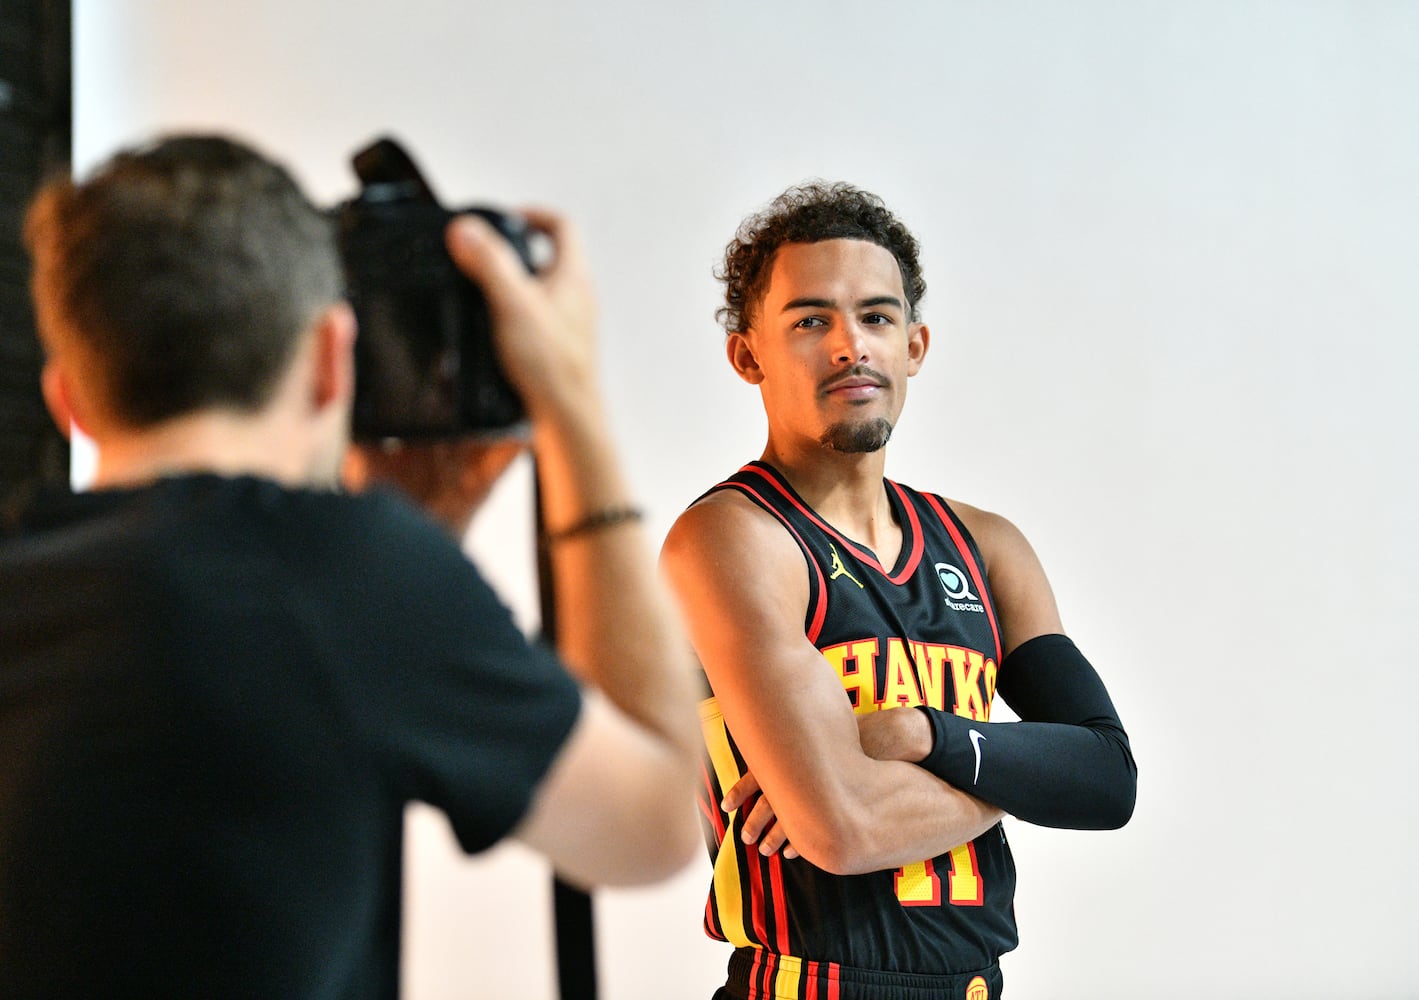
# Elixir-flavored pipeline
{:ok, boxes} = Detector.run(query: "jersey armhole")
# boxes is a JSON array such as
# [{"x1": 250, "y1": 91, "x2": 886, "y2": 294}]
[{"x1": 703, "y1": 482, "x2": 829, "y2": 644}]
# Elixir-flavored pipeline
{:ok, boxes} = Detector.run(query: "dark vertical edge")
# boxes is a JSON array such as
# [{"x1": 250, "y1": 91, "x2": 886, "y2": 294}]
[{"x1": 533, "y1": 464, "x2": 599, "y2": 1000}]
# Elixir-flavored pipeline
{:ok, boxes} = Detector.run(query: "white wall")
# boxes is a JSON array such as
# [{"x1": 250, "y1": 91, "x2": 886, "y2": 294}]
[{"x1": 72, "y1": 2, "x2": 1419, "y2": 997}]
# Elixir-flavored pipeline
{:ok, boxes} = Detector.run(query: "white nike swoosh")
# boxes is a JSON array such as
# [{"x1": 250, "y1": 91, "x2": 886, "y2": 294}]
[{"x1": 968, "y1": 729, "x2": 986, "y2": 785}]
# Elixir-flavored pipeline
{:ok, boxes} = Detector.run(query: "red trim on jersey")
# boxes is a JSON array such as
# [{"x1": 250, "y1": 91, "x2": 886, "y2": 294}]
[
  {"x1": 885, "y1": 480, "x2": 926, "y2": 581},
  {"x1": 746, "y1": 845, "x2": 769, "y2": 947},
  {"x1": 805, "y1": 960, "x2": 819, "y2": 1000},
  {"x1": 748, "y1": 948, "x2": 765, "y2": 999},
  {"x1": 697, "y1": 795, "x2": 717, "y2": 833},
  {"x1": 741, "y1": 464, "x2": 925, "y2": 585},
  {"x1": 700, "y1": 759, "x2": 727, "y2": 845},
  {"x1": 767, "y1": 853, "x2": 791, "y2": 954},
  {"x1": 719, "y1": 479, "x2": 829, "y2": 644},
  {"x1": 704, "y1": 895, "x2": 724, "y2": 941},
  {"x1": 826, "y1": 961, "x2": 841, "y2": 1000},
  {"x1": 921, "y1": 493, "x2": 1002, "y2": 665}
]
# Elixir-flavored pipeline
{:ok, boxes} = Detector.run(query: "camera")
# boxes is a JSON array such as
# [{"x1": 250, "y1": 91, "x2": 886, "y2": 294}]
[{"x1": 333, "y1": 137, "x2": 532, "y2": 440}]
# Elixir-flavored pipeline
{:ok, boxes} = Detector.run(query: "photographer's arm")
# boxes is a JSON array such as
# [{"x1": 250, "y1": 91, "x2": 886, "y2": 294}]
[{"x1": 444, "y1": 213, "x2": 699, "y2": 886}]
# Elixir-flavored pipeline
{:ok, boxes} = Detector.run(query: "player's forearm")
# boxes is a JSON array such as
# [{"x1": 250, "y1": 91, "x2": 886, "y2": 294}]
[
  {"x1": 533, "y1": 391, "x2": 699, "y2": 761},
  {"x1": 918, "y1": 713, "x2": 1134, "y2": 828},
  {"x1": 916, "y1": 634, "x2": 1137, "y2": 830},
  {"x1": 782, "y1": 756, "x2": 1004, "y2": 876}
]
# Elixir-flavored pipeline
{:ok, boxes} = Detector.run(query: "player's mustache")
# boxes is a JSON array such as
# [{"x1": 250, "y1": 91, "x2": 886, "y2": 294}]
[{"x1": 819, "y1": 365, "x2": 891, "y2": 394}]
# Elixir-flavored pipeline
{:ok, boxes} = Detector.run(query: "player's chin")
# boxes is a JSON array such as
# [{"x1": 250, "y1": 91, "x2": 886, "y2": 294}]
[{"x1": 819, "y1": 417, "x2": 893, "y2": 453}]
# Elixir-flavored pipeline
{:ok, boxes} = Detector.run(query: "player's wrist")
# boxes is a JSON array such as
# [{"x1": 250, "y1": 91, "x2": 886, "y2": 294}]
[
  {"x1": 899, "y1": 705, "x2": 935, "y2": 762},
  {"x1": 858, "y1": 706, "x2": 935, "y2": 763}
]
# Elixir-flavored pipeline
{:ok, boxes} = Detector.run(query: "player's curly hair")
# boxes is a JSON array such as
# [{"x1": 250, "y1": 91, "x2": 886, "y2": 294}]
[{"x1": 715, "y1": 181, "x2": 926, "y2": 333}]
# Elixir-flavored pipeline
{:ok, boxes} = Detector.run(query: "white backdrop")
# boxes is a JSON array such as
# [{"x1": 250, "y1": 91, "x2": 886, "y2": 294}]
[{"x1": 71, "y1": 2, "x2": 1419, "y2": 997}]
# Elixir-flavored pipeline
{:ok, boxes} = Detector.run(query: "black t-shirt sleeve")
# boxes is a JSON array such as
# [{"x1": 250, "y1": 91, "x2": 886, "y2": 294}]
[{"x1": 306, "y1": 490, "x2": 583, "y2": 854}]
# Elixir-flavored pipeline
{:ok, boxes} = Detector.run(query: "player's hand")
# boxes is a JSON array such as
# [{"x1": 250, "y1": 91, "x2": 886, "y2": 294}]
[
  {"x1": 722, "y1": 771, "x2": 799, "y2": 859},
  {"x1": 444, "y1": 209, "x2": 599, "y2": 425}
]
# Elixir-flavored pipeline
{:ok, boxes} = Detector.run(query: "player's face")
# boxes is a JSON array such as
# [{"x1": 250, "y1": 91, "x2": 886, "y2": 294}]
[{"x1": 728, "y1": 239, "x2": 928, "y2": 454}]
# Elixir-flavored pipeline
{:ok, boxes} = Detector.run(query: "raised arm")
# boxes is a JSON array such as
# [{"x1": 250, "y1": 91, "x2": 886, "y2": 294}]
[
  {"x1": 661, "y1": 491, "x2": 1001, "y2": 876},
  {"x1": 443, "y1": 210, "x2": 700, "y2": 887}
]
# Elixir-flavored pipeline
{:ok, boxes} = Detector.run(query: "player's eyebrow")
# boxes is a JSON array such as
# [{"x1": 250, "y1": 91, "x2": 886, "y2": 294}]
[
  {"x1": 781, "y1": 297, "x2": 834, "y2": 312},
  {"x1": 781, "y1": 295, "x2": 904, "y2": 312}
]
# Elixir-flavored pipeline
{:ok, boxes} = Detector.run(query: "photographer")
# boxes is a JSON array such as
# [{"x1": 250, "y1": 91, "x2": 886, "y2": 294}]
[{"x1": 0, "y1": 134, "x2": 699, "y2": 997}]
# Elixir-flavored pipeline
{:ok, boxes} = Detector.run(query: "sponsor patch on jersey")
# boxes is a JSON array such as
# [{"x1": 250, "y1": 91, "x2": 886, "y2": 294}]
[
  {"x1": 935, "y1": 562, "x2": 984, "y2": 613},
  {"x1": 965, "y1": 975, "x2": 990, "y2": 1000}
]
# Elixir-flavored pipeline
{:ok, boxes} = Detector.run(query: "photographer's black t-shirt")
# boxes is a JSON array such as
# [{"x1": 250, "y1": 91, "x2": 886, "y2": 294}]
[{"x1": 0, "y1": 474, "x2": 582, "y2": 998}]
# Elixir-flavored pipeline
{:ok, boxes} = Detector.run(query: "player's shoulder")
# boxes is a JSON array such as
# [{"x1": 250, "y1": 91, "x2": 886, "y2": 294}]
[
  {"x1": 662, "y1": 482, "x2": 801, "y2": 571},
  {"x1": 921, "y1": 492, "x2": 1036, "y2": 573},
  {"x1": 668, "y1": 485, "x2": 791, "y2": 544}
]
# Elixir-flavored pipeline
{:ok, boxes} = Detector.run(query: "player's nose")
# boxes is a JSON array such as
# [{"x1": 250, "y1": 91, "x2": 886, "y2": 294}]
[{"x1": 829, "y1": 322, "x2": 869, "y2": 365}]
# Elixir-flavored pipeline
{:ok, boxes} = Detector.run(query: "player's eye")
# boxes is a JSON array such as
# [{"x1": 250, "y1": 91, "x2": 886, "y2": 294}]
[
  {"x1": 862, "y1": 312, "x2": 891, "y2": 325},
  {"x1": 794, "y1": 316, "x2": 827, "y2": 329}
]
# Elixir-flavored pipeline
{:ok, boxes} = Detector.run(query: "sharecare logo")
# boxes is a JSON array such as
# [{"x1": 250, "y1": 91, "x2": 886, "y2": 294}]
[{"x1": 935, "y1": 563, "x2": 984, "y2": 613}]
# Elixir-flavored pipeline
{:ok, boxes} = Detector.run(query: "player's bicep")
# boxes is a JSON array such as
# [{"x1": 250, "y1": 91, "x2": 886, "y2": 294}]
[
  {"x1": 661, "y1": 499, "x2": 871, "y2": 855},
  {"x1": 955, "y1": 502, "x2": 1064, "y2": 656}
]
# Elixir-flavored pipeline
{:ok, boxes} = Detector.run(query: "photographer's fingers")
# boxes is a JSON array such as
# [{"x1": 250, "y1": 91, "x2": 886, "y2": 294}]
[
  {"x1": 445, "y1": 215, "x2": 534, "y2": 311},
  {"x1": 445, "y1": 214, "x2": 562, "y2": 398},
  {"x1": 444, "y1": 211, "x2": 598, "y2": 425},
  {"x1": 515, "y1": 206, "x2": 584, "y2": 279}
]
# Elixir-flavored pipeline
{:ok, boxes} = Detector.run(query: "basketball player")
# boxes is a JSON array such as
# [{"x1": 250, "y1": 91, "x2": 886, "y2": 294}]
[{"x1": 661, "y1": 182, "x2": 1137, "y2": 999}]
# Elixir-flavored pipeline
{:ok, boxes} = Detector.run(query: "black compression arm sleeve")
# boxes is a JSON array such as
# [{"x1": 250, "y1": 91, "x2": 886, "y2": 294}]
[{"x1": 916, "y1": 633, "x2": 1137, "y2": 829}]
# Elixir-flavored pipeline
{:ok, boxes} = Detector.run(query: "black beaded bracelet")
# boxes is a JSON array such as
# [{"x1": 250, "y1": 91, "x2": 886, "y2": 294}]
[{"x1": 542, "y1": 506, "x2": 645, "y2": 543}]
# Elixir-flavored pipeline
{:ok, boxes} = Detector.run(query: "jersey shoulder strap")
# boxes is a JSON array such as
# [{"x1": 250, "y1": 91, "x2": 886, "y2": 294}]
[
  {"x1": 697, "y1": 462, "x2": 829, "y2": 641},
  {"x1": 895, "y1": 482, "x2": 1003, "y2": 666}
]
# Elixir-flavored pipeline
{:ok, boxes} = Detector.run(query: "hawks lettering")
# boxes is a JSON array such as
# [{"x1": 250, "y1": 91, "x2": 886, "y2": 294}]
[
  {"x1": 821, "y1": 638, "x2": 879, "y2": 710},
  {"x1": 882, "y1": 639, "x2": 923, "y2": 708},
  {"x1": 946, "y1": 647, "x2": 995, "y2": 721},
  {"x1": 821, "y1": 637, "x2": 995, "y2": 719}
]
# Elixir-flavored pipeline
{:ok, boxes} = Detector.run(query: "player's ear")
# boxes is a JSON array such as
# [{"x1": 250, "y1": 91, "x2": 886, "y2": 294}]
[
  {"x1": 906, "y1": 322, "x2": 929, "y2": 377},
  {"x1": 726, "y1": 331, "x2": 764, "y2": 385}
]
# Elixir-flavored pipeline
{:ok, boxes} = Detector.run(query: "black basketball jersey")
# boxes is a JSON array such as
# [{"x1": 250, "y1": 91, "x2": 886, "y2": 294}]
[{"x1": 697, "y1": 461, "x2": 1018, "y2": 991}]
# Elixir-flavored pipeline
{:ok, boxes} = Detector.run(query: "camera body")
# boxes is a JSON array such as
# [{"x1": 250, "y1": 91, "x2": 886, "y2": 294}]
[{"x1": 334, "y1": 137, "x2": 531, "y2": 440}]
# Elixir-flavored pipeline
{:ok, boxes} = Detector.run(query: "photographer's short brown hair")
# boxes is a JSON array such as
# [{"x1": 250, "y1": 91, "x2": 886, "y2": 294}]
[{"x1": 25, "y1": 135, "x2": 341, "y2": 428}]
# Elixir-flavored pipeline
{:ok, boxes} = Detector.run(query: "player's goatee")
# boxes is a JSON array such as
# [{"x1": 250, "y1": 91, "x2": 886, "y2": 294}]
[{"x1": 821, "y1": 418, "x2": 893, "y2": 453}]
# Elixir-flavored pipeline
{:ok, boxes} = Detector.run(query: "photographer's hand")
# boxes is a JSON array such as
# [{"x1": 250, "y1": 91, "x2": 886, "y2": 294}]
[
  {"x1": 348, "y1": 209, "x2": 597, "y2": 539},
  {"x1": 444, "y1": 209, "x2": 701, "y2": 887},
  {"x1": 445, "y1": 210, "x2": 598, "y2": 424}
]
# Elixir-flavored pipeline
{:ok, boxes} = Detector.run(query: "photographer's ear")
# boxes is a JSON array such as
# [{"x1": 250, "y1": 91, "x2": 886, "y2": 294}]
[
  {"x1": 312, "y1": 301, "x2": 357, "y2": 412},
  {"x1": 40, "y1": 356, "x2": 93, "y2": 439}
]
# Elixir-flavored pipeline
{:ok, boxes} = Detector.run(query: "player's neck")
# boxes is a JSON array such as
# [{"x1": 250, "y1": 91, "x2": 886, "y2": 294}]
[{"x1": 761, "y1": 442, "x2": 898, "y2": 556}]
